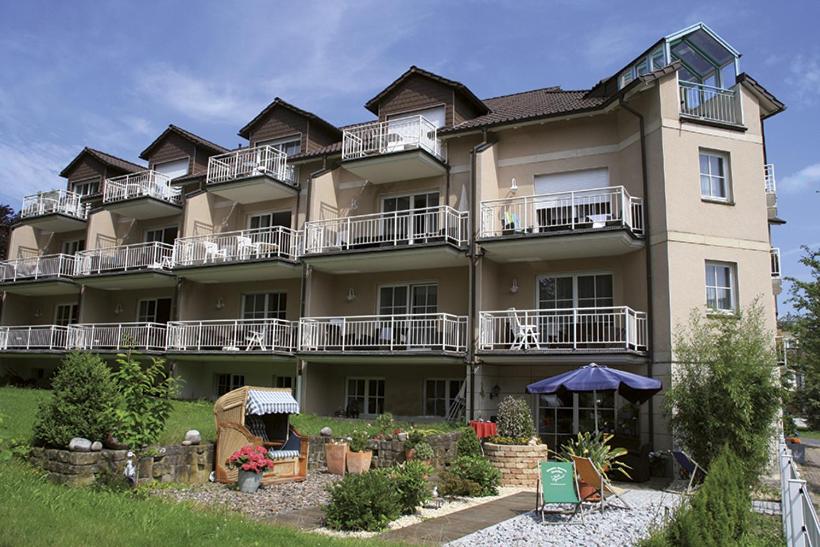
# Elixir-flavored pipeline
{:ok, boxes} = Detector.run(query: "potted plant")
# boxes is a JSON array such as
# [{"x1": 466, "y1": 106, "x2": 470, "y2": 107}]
[
  {"x1": 325, "y1": 439, "x2": 348, "y2": 476},
  {"x1": 404, "y1": 429, "x2": 425, "y2": 460},
  {"x1": 411, "y1": 440, "x2": 434, "y2": 465},
  {"x1": 346, "y1": 429, "x2": 373, "y2": 474},
  {"x1": 226, "y1": 445, "x2": 274, "y2": 493},
  {"x1": 559, "y1": 431, "x2": 631, "y2": 480}
]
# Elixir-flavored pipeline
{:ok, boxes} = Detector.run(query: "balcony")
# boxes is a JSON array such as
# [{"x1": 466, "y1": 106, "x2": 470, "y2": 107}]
[
  {"x1": 303, "y1": 206, "x2": 469, "y2": 273},
  {"x1": 166, "y1": 319, "x2": 296, "y2": 358},
  {"x1": 103, "y1": 171, "x2": 182, "y2": 219},
  {"x1": 67, "y1": 322, "x2": 166, "y2": 352},
  {"x1": 679, "y1": 81, "x2": 742, "y2": 127},
  {"x1": 206, "y1": 145, "x2": 297, "y2": 204},
  {"x1": 299, "y1": 313, "x2": 467, "y2": 360},
  {"x1": 771, "y1": 248, "x2": 781, "y2": 279},
  {"x1": 74, "y1": 242, "x2": 176, "y2": 290},
  {"x1": 0, "y1": 254, "x2": 78, "y2": 295},
  {"x1": 478, "y1": 186, "x2": 644, "y2": 261},
  {"x1": 765, "y1": 163, "x2": 778, "y2": 214},
  {"x1": 341, "y1": 116, "x2": 447, "y2": 183},
  {"x1": 478, "y1": 306, "x2": 648, "y2": 363},
  {"x1": 20, "y1": 190, "x2": 88, "y2": 232},
  {"x1": 0, "y1": 325, "x2": 69, "y2": 352},
  {"x1": 173, "y1": 226, "x2": 300, "y2": 283}
]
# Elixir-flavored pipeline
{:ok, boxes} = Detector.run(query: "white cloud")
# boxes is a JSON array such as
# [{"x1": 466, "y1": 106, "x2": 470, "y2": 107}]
[
  {"x1": 0, "y1": 139, "x2": 79, "y2": 206},
  {"x1": 786, "y1": 54, "x2": 820, "y2": 106},
  {"x1": 781, "y1": 162, "x2": 820, "y2": 194}
]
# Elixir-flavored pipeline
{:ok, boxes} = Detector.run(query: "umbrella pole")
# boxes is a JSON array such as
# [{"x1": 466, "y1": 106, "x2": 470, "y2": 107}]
[{"x1": 594, "y1": 390, "x2": 599, "y2": 433}]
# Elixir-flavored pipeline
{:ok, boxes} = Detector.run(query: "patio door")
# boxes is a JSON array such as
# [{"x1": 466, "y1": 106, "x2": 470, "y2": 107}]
[
  {"x1": 145, "y1": 226, "x2": 178, "y2": 246},
  {"x1": 137, "y1": 298, "x2": 172, "y2": 324},
  {"x1": 347, "y1": 377, "x2": 385, "y2": 415},
  {"x1": 537, "y1": 391, "x2": 617, "y2": 450},
  {"x1": 537, "y1": 274, "x2": 613, "y2": 348},
  {"x1": 378, "y1": 283, "x2": 438, "y2": 346},
  {"x1": 382, "y1": 192, "x2": 439, "y2": 243}
]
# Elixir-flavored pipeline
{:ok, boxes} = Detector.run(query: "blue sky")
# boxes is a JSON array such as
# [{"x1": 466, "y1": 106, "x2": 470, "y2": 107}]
[{"x1": 0, "y1": 0, "x2": 816, "y2": 312}]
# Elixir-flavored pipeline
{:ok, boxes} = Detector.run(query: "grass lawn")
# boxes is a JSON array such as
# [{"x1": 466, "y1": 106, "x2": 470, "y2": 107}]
[
  {"x1": 0, "y1": 461, "x2": 399, "y2": 547},
  {"x1": 798, "y1": 429, "x2": 820, "y2": 441},
  {"x1": 0, "y1": 386, "x2": 460, "y2": 444}
]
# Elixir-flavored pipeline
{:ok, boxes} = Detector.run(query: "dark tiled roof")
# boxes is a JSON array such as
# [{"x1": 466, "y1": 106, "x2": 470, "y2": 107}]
[
  {"x1": 364, "y1": 65, "x2": 490, "y2": 116},
  {"x1": 736, "y1": 73, "x2": 786, "y2": 118},
  {"x1": 140, "y1": 124, "x2": 227, "y2": 159},
  {"x1": 59, "y1": 147, "x2": 145, "y2": 177},
  {"x1": 238, "y1": 97, "x2": 341, "y2": 140}
]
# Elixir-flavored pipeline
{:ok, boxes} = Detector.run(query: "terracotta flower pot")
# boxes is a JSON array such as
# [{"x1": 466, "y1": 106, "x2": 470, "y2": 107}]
[
  {"x1": 405, "y1": 448, "x2": 416, "y2": 461},
  {"x1": 347, "y1": 450, "x2": 373, "y2": 474},
  {"x1": 325, "y1": 442, "x2": 348, "y2": 475}
]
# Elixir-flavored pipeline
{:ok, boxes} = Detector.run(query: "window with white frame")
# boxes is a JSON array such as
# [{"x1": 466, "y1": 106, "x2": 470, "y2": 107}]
[
  {"x1": 61, "y1": 239, "x2": 84, "y2": 255},
  {"x1": 699, "y1": 150, "x2": 730, "y2": 201},
  {"x1": 242, "y1": 292, "x2": 287, "y2": 320},
  {"x1": 215, "y1": 373, "x2": 244, "y2": 397},
  {"x1": 424, "y1": 378, "x2": 463, "y2": 417},
  {"x1": 346, "y1": 378, "x2": 385, "y2": 415},
  {"x1": 154, "y1": 158, "x2": 189, "y2": 179},
  {"x1": 145, "y1": 226, "x2": 178, "y2": 245},
  {"x1": 378, "y1": 283, "x2": 437, "y2": 316},
  {"x1": 705, "y1": 261, "x2": 736, "y2": 312},
  {"x1": 258, "y1": 136, "x2": 301, "y2": 157},
  {"x1": 538, "y1": 274, "x2": 613, "y2": 310},
  {"x1": 274, "y1": 375, "x2": 296, "y2": 396},
  {"x1": 248, "y1": 211, "x2": 292, "y2": 230},
  {"x1": 137, "y1": 298, "x2": 172, "y2": 323},
  {"x1": 71, "y1": 177, "x2": 100, "y2": 196},
  {"x1": 54, "y1": 303, "x2": 79, "y2": 326}
]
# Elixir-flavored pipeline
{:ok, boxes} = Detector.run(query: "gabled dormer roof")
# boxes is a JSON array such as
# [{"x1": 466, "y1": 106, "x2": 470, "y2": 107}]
[
  {"x1": 237, "y1": 97, "x2": 341, "y2": 140},
  {"x1": 59, "y1": 147, "x2": 145, "y2": 178},
  {"x1": 140, "y1": 124, "x2": 227, "y2": 160},
  {"x1": 364, "y1": 65, "x2": 490, "y2": 116}
]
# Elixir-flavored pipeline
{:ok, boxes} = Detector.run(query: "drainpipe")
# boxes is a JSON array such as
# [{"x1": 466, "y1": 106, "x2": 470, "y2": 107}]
[{"x1": 619, "y1": 96, "x2": 656, "y2": 450}]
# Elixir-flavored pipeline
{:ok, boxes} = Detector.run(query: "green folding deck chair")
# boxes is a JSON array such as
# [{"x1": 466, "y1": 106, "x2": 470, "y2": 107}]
[{"x1": 535, "y1": 460, "x2": 585, "y2": 523}]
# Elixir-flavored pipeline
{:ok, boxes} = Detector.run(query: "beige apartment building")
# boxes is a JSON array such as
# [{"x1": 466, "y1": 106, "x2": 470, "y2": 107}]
[{"x1": 0, "y1": 23, "x2": 784, "y2": 451}]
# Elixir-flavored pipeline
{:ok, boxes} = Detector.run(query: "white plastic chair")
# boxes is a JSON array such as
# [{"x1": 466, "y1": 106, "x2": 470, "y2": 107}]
[
  {"x1": 508, "y1": 308, "x2": 540, "y2": 350},
  {"x1": 245, "y1": 329, "x2": 266, "y2": 351},
  {"x1": 588, "y1": 213, "x2": 610, "y2": 229},
  {"x1": 203, "y1": 242, "x2": 227, "y2": 263},
  {"x1": 236, "y1": 236, "x2": 260, "y2": 259}
]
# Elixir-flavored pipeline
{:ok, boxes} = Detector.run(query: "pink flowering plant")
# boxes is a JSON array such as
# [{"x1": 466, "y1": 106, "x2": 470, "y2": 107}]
[{"x1": 226, "y1": 445, "x2": 275, "y2": 474}]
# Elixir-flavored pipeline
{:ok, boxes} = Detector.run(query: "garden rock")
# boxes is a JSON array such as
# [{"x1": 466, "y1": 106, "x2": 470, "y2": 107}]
[
  {"x1": 182, "y1": 440, "x2": 192, "y2": 446},
  {"x1": 320, "y1": 426, "x2": 333, "y2": 437},
  {"x1": 398, "y1": 432, "x2": 408, "y2": 442},
  {"x1": 90, "y1": 441, "x2": 103, "y2": 452},
  {"x1": 68, "y1": 438, "x2": 92, "y2": 452},
  {"x1": 184, "y1": 430, "x2": 201, "y2": 445}
]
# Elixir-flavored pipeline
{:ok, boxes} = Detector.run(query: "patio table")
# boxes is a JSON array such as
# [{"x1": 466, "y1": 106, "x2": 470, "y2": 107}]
[{"x1": 469, "y1": 420, "x2": 497, "y2": 439}]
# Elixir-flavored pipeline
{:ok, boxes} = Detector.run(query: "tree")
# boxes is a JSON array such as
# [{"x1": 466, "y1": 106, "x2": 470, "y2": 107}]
[
  {"x1": 664, "y1": 303, "x2": 781, "y2": 481},
  {"x1": 787, "y1": 246, "x2": 820, "y2": 429},
  {"x1": 0, "y1": 204, "x2": 16, "y2": 261}
]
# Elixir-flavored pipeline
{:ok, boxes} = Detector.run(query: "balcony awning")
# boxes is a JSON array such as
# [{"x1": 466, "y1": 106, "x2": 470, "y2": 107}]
[{"x1": 246, "y1": 389, "x2": 299, "y2": 415}]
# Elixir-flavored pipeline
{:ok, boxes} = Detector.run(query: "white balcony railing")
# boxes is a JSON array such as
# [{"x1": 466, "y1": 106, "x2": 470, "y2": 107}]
[
  {"x1": 20, "y1": 190, "x2": 87, "y2": 221},
  {"x1": 75, "y1": 242, "x2": 174, "y2": 276},
  {"x1": 479, "y1": 186, "x2": 643, "y2": 238},
  {"x1": 174, "y1": 226, "x2": 299, "y2": 267},
  {"x1": 764, "y1": 163, "x2": 777, "y2": 194},
  {"x1": 478, "y1": 306, "x2": 647, "y2": 352},
  {"x1": 103, "y1": 170, "x2": 182, "y2": 205},
  {"x1": 206, "y1": 145, "x2": 296, "y2": 186},
  {"x1": 679, "y1": 81, "x2": 742, "y2": 126},
  {"x1": 299, "y1": 313, "x2": 468, "y2": 353},
  {"x1": 67, "y1": 322, "x2": 166, "y2": 351},
  {"x1": 0, "y1": 254, "x2": 76, "y2": 282},
  {"x1": 304, "y1": 206, "x2": 468, "y2": 254},
  {"x1": 167, "y1": 319, "x2": 296, "y2": 352},
  {"x1": 771, "y1": 248, "x2": 782, "y2": 279},
  {"x1": 0, "y1": 325, "x2": 70, "y2": 350},
  {"x1": 342, "y1": 115, "x2": 445, "y2": 162}
]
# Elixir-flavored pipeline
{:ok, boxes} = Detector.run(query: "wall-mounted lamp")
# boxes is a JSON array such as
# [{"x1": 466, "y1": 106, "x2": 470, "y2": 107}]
[
  {"x1": 510, "y1": 278, "x2": 519, "y2": 294},
  {"x1": 489, "y1": 384, "x2": 501, "y2": 400},
  {"x1": 510, "y1": 177, "x2": 518, "y2": 193},
  {"x1": 350, "y1": 198, "x2": 359, "y2": 211},
  {"x1": 346, "y1": 288, "x2": 357, "y2": 302},
  {"x1": 114, "y1": 303, "x2": 123, "y2": 316},
  {"x1": 215, "y1": 297, "x2": 225, "y2": 310},
  {"x1": 33, "y1": 307, "x2": 42, "y2": 319}
]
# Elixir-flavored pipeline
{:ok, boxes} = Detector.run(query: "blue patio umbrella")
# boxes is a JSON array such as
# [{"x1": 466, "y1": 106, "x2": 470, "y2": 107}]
[{"x1": 526, "y1": 363, "x2": 662, "y2": 432}]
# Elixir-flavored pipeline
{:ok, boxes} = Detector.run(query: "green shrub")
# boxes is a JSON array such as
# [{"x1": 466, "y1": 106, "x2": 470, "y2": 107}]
[
  {"x1": 374, "y1": 413, "x2": 394, "y2": 435},
  {"x1": 446, "y1": 455, "x2": 500, "y2": 497},
  {"x1": 412, "y1": 441, "x2": 434, "y2": 461},
  {"x1": 496, "y1": 396, "x2": 534, "y2": 439},
  {"x1": 487, "y1": 435, "x2": 531, "y2": 445},
  {"x1": 349, "y1": 429, "x2": 370, "y2": 453},
  {"x1": 456, "y1": 427, "x2": 481, "y2": 457},
  {"x1": 32, "y1": 352, "x2": 119, "y2": 448},
  {"x1": 324, "y1": 469, "x2": 401, "y2": 531},
  {"x1": 392, "y1": 460, "x2": 432, "y2": 514},
  {"x1": 111, "y1": 355, "x2": 181, "y2": 448},
  {"x1": 404, "y1": 428, "x2": 425, "y2": 450},
  {"x1": 439, "y1": 470, "x2": 482, "y2": 497}
]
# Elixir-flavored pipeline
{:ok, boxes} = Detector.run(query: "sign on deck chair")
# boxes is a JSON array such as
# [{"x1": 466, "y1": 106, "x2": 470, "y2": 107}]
[{"x1": 536, "y1": 460, "x2": 585, "y2": 523}]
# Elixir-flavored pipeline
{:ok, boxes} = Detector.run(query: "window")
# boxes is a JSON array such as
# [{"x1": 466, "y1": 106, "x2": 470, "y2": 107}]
[
  {"x1": 424, "y1": 379, "x2": 464, "y2": 417},
  {"x1": 382, "y1": 192, "x2": 440, "y2": 239},
  {"x1": 699, "y1": 151, "x2": 730, "y2": 201},
  {"x1": 388, "y1": 105, "x2": 446, "y2": 129},
  {"x1": 258, "y1": 136, "x2": 301, "y2": 157},
  {"x1": 242, "y1": 292, "x2": 287, "y2": 320},
  {"x1": 347, "y1": 378, "x2": 385, "y2": 415},
  {"x1": 154, "y1": 158, "x2": 189, "y2": 179},
  {"x1": 538, "y1": 391, "x2": 618, "y2": 449},
  {"x1": 537, "y1": 274, "x2": 613, "y2": 309},
  {"x1": 54, "y1": 303, "x2": 79, "y2": 326},
  {"x1": 248, "y1": 211, "x2": 292, "y2": 230},
  {"x1": 705, "y1": 261, "x2": 736, "y2": 312},
  {"x1": 274, "y1": 375, "x2": 296, "y2": 396},
  {"x1": 72, "y1": 177, "x2": 100, "y2": 196},
  {"x1": 378, "y1": 283, "x2": 437, "y2": 315},
  {"x1": 216, "y1": 374, "x2": 244, "y2": 397},
  {"x1": 137, "y1": 298, "x2": 173, "y2": 323},
  {"x1": 145, "y1": 226, "x2": 178, "y2": 245},
  {"x1": 61, "y1": 240, "x2": 84, "y2": 255}
]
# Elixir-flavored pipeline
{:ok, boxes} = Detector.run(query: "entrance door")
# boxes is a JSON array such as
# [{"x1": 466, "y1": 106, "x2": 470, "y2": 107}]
[
  {"x1": 145, "y1": 226, "x2": 178, "y2": 246},
  {"x1": 137, "y1": 298, "x2": 172, "y2": 323}
]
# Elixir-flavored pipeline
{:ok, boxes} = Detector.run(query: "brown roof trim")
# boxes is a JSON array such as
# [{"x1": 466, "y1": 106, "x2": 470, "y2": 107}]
[
  {"x1": 237, "y1": 97, "x2": 341, "y2": 140},
  {"x1": 59, "y1": 147, "x2": 145, "y2": 178},
  {"x1": 736, "y1": 73, "x2": 786, "y2": 119},
  {"x1": 363, "y1": 65, "x2": 489, "y2": 116},
  {"x1": 140, "y1": 124, "x2": 227, "y2": 160}
]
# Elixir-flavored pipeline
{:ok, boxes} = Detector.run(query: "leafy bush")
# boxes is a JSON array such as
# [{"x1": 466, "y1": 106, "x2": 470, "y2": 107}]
[
  {"x1": 412, "y1": 441, "x2": 434, "y2": 461},
  {"x1": 445, "y1": 456, "x2": 500, "y2": 497},
  {"x1": 404, "y1": 428, "x2": 425, "y2": 450},
  {"x1": 32, "y1": 352, "x2": 119, "y2": 447},
  {"x1": 665, "y1": 304, "x2": 780, "y2": 481},
  {"x1": 111, "y1": 355, "x2": 181, "y2": 448},
  {"x1": 374, "y1": 413, "x2": 394, "y2": 435},
  {"x1": 486, "y1": 435, "x2": 531, "y2": 445},
  {"x1": 349, "y1": 429, "x2": 370, "y2": 453},
  {"x1": 324, "y1": 469, "x2": 401, "y2": 531},
  {"x1": 392, "y1": 460, "x2": 432, "y2": 514},
  {"x1": 456, "y1": 427, "x2": 482, "y2": 457},
  {"x1": 439, "y1": 470, "x2": 482, "y2": 497},
  {"x1": 496, "y1": 396, "x2": 534, "y2": 440},
  {"x1": 560, "y1": 431, "x2": 630, "y2": 480},
  {"x1": 0, "y1": 413, "x2": 29, "y2": 462}
]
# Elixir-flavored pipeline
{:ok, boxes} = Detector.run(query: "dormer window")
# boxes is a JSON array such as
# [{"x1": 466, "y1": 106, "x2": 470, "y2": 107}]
[
  {"x1": 619, "y1": 46, "x2": 667, "y2": 88},
  {"x1": 258, "y1": 136, "x2": 301, "y2": 157},
  {"x1": 154, "y1": 158, "x2": 189, "y2": 180},
  {"x1": 72, "y1": 177, "x2": 100, "y2": 196},
  {"x1": 388, "y1": 105, "x2": 446, "y2": 129}
]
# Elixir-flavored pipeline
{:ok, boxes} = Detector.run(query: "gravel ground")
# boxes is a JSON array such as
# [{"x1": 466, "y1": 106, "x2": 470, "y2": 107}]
[
  {"x1": 152, "y1": 471, "x2": 341, "y2": 520},
  {"x1": 446, "y1": 489, "x2": 681, "y2": 547}
]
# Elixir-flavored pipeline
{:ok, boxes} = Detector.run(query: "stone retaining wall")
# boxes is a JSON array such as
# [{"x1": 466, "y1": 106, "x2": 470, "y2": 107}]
[
  {"x1": 484, "y1": 442, "x2": 550, "y2": 486},
  {"x1": 30, "y1": 444, "x2": 214, "y2": 486},
  {"x1": 308, "y1": 431, "x2": 462, "y2": 471}
]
